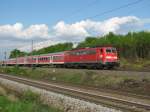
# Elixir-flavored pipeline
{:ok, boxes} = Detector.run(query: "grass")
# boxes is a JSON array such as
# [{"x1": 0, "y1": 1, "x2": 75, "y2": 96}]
[
  {"x1": 120, "y1": 58, "x2": 150, "y2": 71},
  {"x1": 0, "y1": 86, "x2": 63, "y2": 112},
  {"x1": 0, "y1": 66, "x2": 150, "y2": 96}
]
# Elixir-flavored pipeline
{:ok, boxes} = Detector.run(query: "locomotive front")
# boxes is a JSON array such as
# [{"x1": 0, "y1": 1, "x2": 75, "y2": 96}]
[{"x1": 101, "y1": 47, "x2": 120, "y2": 68}]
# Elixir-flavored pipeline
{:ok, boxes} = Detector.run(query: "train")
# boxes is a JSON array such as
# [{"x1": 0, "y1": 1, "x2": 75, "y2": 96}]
[{"x1": 1, "y1": 46, "x2": 120, "y2": 69}]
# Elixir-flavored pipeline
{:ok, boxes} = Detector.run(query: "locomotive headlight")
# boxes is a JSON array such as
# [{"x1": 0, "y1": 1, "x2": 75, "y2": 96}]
[
  {"x1": 105, "y1": 56, "x2": 112, "y2": 59},
  {"x1": 105, "y1": 56, "x2": 118, "y2": 59},
  {"x1": 113, "y1": 56, "x2": 117, "y2": 59}
]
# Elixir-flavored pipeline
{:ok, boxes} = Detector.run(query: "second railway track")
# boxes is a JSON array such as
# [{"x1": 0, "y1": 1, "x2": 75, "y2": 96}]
[{"x1": 0, "y1": 74, "x2": 150, "y2": 112}]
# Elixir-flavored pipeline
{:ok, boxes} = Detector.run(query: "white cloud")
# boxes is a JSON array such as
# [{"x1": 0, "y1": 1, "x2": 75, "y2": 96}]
[
  {"x1": 0, "y1": 23, "x2": 49, "y2": 40},
  {"x1": 0, "y1": 16, "x2": 149, "y2": 53},
  {"x1": 52, "y1": 21, "x2": 90, "y2": 41},
  {"x1": 50, "y1": 16, "x2": 141, "y2": 41},
  {"x1": 19, "y1": 40, "x2": 59, "y2": 52}
]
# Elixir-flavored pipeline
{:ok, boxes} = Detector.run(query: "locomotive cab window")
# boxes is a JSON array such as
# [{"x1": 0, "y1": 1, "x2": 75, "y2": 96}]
[
  {"x1": 106, "y1": 49, "x2": 111, "y2": 53},
  {"x1": 106, "y1": 48, "x2": 117, "y2": 53},
  {"x1": 112, "y1": 48, "x2": 117, "y2": 53}
]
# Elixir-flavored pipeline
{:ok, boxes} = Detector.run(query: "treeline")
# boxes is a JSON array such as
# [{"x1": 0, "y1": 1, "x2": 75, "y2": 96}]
[
  {"x1": 31, "y1": 42, "x2": 73, "y2": 55},
  {"x1": 9, "y1": 31, "x2": 150, "y2": 60},
  {"x1": 9, "y1": 49, "x2": 28, "y2": 58},
  {"x1": 78, "y1": 31, "x2": 150, "y2": 59},
  {"x1": 9, "y1": 43, "x2": 73, "y2": 58}
]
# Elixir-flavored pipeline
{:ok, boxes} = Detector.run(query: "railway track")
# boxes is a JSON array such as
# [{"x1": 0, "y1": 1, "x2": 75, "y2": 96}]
[
  {"x1": 0, "y1": 74, "x2": 150, "y2": 112},
  {"x1": 35, "y1": 66, "x2": 150, "y2": 72}
]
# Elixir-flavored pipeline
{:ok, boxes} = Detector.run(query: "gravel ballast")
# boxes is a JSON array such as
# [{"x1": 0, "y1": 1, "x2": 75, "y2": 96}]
[{"x1": 0, "y1": 77, "x2": 122, "y2": 112}]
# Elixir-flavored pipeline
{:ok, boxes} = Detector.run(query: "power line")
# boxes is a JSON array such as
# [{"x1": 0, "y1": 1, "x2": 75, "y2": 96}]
[
  {"x1": 61, "y1": 0, "x2": 99, "y2": 20},
  {"x1": 125, "y1": 0, "x2": 149, "y2": 16},
  {"x1": 84, "y1": 0, "x2": 144, "y2": 19},
  {"x1": 71, "y1": 0, "x2": 99, "y2": 16}
]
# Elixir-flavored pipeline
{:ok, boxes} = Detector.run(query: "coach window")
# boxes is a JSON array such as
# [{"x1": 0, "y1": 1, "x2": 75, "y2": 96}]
[
  {"x1": 112, "y1": 48, "x2": 117, "y2": 53},
  {"x1": 79, "y1": 51, "x2": 83, "y2": 55},
  {"x1": 88, "y1": 50, "x2": 96, "y2": 55},
  {"x1": 106, "y1": 49, "x2": 111, "y2": 53},
  {"x1": 70, "y1": 52, "x2": 74, "y2": 55},
  {"x1": 82, "y1": 51, "x2": 87, "y2": 55},
  {"x1": 73, "y1": 51, "x2": 76, "y2": 55},
  {"x1": 74, "y1": 51, "x2": 78, "y2": 55},
  {"x1": 53, "y1": 56, "x2": 56, "y2": 60},
  {"x1": 74, "y1": 51, "x2": 77, "y2": 55}
]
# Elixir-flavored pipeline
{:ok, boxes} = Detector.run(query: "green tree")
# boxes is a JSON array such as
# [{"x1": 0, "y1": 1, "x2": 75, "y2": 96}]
[{"x1": 9, "y1": 49, "x2": 27, "y2": 58}]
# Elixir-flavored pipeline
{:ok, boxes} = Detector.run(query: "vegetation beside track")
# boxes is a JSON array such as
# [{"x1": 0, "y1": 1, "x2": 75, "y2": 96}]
[
  {"x1": 0, "y1": 66, "x2": 150, "y2": 96},
  {"x1": 0, "y1": 85, "x2": 62, "y2": 112},
  {"x1": 119, "y1": 58, "x2": 150, "y2": 71}
]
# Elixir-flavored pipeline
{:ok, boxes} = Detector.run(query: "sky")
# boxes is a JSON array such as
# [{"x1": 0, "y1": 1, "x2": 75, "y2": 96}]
[{"x1": 0, "y1": 0, "x2": 150, "y2": 60}]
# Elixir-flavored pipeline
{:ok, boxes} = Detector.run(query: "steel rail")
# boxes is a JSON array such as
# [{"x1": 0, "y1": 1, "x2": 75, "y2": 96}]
[{"x1": 0, "y1": 74, "x2": 150, "y2": 112}]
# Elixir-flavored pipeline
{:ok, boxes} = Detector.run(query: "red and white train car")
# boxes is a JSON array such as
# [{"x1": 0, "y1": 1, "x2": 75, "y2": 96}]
[
  {"x1": 3, "y1": 46, "x2": 119, "y2": 69},
  {"x1": 4, "y1": 52, "x2": 65, "y2": 66},
  {"x1": 37, "y1": 52, "x2": 64, "y2": 65}
]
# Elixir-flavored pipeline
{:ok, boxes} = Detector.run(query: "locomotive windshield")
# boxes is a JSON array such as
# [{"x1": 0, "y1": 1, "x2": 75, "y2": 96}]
[{"x1": 106, "y1": 48, "x2": 117, "y2": 53}]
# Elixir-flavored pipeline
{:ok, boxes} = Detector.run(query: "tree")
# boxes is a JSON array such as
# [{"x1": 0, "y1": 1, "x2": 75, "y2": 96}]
[
  {"x1": 9, "y1": 49, "x2": 27, "y2": 58},
  {"x1": 77, "y1": 31, "x2": 150, "y2": 60}
]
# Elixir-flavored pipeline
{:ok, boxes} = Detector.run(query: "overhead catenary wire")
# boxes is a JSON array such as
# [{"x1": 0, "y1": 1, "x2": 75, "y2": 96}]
[
  {"x1": 84, "y1": 0, "x2": 144, "y2": 19},
  {"x1": 66, "y1": 0, "x2": 99, "y2": 18}
]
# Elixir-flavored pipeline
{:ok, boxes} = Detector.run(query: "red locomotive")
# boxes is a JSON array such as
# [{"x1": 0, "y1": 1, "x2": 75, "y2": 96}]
[
  {"x1": 64, "y1": 46, "x2": 119, "y2": 69},
  {"x1": 2, "y1": 46, "x2": 119, "y2": 69}
]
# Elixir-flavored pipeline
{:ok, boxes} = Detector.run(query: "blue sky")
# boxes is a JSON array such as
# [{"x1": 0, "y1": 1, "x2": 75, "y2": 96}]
[
  {"x1": 0, "y1": 0, "x2": 149, "y2": 25},
  {"x1": 0, "y1": 0, "x2": 150, "y2": 60}
]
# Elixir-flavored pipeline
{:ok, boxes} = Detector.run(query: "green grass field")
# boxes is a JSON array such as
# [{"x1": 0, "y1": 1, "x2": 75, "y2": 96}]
[{"x1": 0, "y1": 86, "x2": 62, "y2": 112}]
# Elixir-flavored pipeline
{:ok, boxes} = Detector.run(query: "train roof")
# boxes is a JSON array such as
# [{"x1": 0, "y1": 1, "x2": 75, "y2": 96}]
[
  {"x1": 26, "y1": 52, "x2": 64, "y2": 57},
  {"x1": 7, "y1": 52, "x2": 65, "y2": 60},
  {"x1": 68, "y1": 45, "x2": 115, "y2": 52}
]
